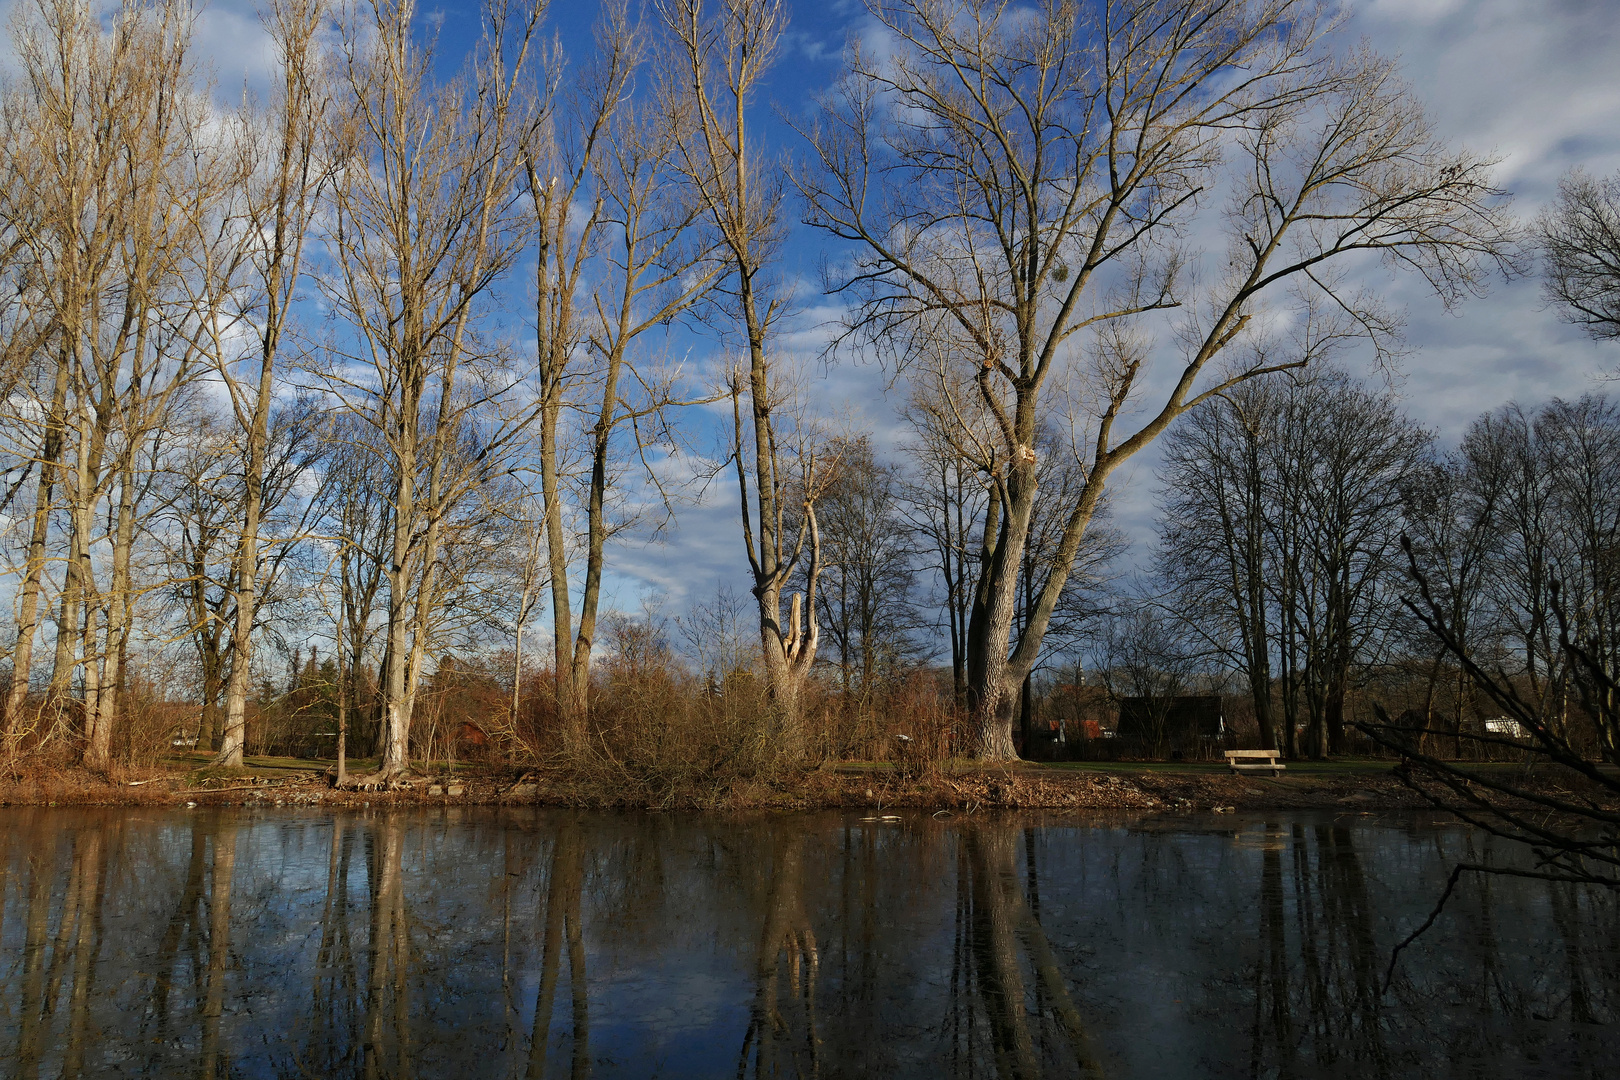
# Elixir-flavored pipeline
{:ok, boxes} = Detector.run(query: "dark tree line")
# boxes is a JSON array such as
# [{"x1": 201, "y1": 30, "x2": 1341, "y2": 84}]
[
  {"x1": 1131, "y1": 160, "x2": 1620, "y2": 763},
  {"x1": 1146, "y1": 374, "x2": 1620, "y2": 761}
]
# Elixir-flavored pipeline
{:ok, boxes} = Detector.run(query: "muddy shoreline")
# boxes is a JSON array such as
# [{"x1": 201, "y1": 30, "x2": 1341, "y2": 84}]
[
  {"x1": 8, "y1": 759, "x2": 1608, "y2": 817},
  {"x1": 0, "y1": 761, "x2": 1462, "y2": 813}
]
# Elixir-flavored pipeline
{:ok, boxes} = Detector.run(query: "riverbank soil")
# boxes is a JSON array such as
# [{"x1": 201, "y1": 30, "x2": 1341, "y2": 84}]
[{"x1": 4, "y1": 754, "x2": 1609, "y2": 813}]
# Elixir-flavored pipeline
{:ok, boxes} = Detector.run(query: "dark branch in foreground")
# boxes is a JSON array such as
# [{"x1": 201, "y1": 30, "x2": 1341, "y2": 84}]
[{"x1": 1357, "y1": 537, "x2": 1620, "y2": 987}]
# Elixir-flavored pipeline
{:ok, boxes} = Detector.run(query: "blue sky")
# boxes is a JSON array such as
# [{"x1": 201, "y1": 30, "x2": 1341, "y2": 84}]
[
  {"x1": 6, "y1": 0, "x2": 1617, "y2": 640},
  {"x1": 602, "y1": 0, "x2": 1620, "y2": 617}
]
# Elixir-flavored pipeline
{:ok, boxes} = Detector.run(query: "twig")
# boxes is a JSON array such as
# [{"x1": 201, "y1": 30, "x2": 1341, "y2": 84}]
[
  {"x1": 1383, "y1": 862, "x2": 1473, "y2": 994},
  {"x1": 1382, "y1": 860, "x2": 1592, "y2": 994}
]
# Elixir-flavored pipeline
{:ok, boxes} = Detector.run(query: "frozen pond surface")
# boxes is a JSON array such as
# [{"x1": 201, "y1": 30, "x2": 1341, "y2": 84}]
[{"x1": 2, "y1": 807, "x2": 1617, "y2": 1078}]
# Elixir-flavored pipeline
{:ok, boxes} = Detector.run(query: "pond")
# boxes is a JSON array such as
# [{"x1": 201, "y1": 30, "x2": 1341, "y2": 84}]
[{"x1": 2, "y1": 807, "x2": 1616, "y2": 1078}]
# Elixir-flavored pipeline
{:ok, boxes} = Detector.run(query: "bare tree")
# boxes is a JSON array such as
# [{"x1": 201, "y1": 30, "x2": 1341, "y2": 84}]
[
  {"x1": 0, "y1": 109, "x2": 66, "y2": 742},
  {"x1": 499, "y1": 491, "x2": 547, "y2": 734},
  {"x1": 1276, "y1": 373, "x2": 1429, "y2": 756},
  {"x1": 164, "y1": 417, "x2": 237, "y2": 751},
  {"x1": 1540, "y1": 397, "x2": 1620, "y2": 740},
  {"x1": 163, "y1": 404, "x2": 323, "y2": 752},
  {"x1": 1158, "y1": 379, "x2": 1281, "y2": 749},
  {"x1": 1401, "y1": 449, "x2": 1500, "y2": 758},
  {"x1": 1543, "y1": 169, "x2": 1620, "y2": 341},
  {"x1": 528, "y1": 1, "x2": 719, "y2": 746},
  {"x1": 1158, "y1": 370, "x2": 1427, "y2": 757},
  {"x1": 2, "y1": 0, "x2": 219, "y2": 767},
  {"x1": 810, "y1": 435, "x2": 926, "y2": 702},
  {"x1": 208, "y1": 0, "x2": 331, "y2": 766},
  {"x1": 901, "y1": 364, "x2": 993, "y2": 705},
  {"x1": 1435, "y1": 395, "x2": 1620, "y2": 758},
  {"x1": 798, "y1": 0, "x2": 1520, "y2": 758},
  {"x1": 1459, "y1": 405, "x2": 1560, "y2": 710},
  {"x1": 660, "y1": 0, "x2": 829, "y2": 739},
  {"x1": 320, "y1": 0, "x2": 544, "y2": 786},
  {"x1": 308, "y1": 415, "x2": 396, "y2": 764},
  {"x1": 0, "y1": 314, "x2": 69, "y2": 748}
]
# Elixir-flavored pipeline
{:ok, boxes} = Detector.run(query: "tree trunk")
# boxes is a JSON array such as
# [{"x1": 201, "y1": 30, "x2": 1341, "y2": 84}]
[
  {"x1": 1326, "y1": 688, "x2": 1347, "y2": 758},
  {"x1": 81, "y1": 604, "x2": 108, "y2": 770},
  {"x1": 51, "y1": 411, "x2": 96, "y2": 700},
  {"x1": 539, "y1": 380, "x2": 576, "y2": 747},
  {"x1": 756, "y1": 584, "x2": 818, "y2": 752},
  {"x1": 966, "y1": 482, "x2": 1037, "y2": 761},
  {"x1": 4, "y1": 351, "x2": 71, "y2": 747},
  {"x1": 201, "y1": 648, "x2": 224, "y2": 752},
  {"x1": 565, "y1": 336, "x2": 638, "y2": 738},
  {"x1": 87, "y1": 455, "x2": 140, "y2": 770},
  {"x1": 335, "y1": 596, "x2": 347, "y2": 786},
  {"x1": 212, "y1": 345, "x2": 274, "y2": 768}
]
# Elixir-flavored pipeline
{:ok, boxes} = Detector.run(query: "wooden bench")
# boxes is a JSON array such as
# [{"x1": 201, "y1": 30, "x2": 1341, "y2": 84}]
[{"x1": 1226, "y1": 749, "x2": 1285, "y2": 776}]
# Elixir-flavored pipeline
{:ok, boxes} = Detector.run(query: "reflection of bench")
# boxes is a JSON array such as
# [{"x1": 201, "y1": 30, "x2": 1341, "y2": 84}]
[{"x1": 1226, "y1": 749, "x2": 1285, "y2": 776}]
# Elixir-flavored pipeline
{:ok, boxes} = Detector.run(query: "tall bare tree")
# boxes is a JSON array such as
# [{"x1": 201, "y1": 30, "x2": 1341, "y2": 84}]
[
  {"x1": 1458, "y1": 405, "x2": 1559, "y2": 710},
  {"x1": 309, "y1": 414, "x2": 396, "y2": 763},
  {"x1": 811, "y1": 435, "x2": 925, "y2": 702},
  {"x1": 0, "y1": 101, "x2": 65, "y2": 744},
  {"x1": 1158, "y1": 371, "x2": 1427, "y2": 756},
  {"x1": 1400, "y1": 448, "x2": 1499, "y2": 757},
  {"x1": 321, "y1": 0, "x2": 544, "y2": 785},
  {"x1": 902, "y1": 365, "x2": 993, "y2": 705},
  {"x1": 528, "y1": 2, "x2": 718, "y2": 746},
  {"x1": 799, "y1": 0, "x2": 1520, "y2": 757},
  {"x1": 163, "y1": 404, "x2": 322, "y2": 752},
  {"x1": 2, "y1": 0, "x2": 217, "y2": 767},
  {"x1": 1158, "y1": 380, "x2": 1280, "y2": 749},
  {"x1": 208, "y1": 0, "x2": 331, "y2": 766},
  {"x1": 661, "y1": 0, "x2": 828, "y2": 736}
]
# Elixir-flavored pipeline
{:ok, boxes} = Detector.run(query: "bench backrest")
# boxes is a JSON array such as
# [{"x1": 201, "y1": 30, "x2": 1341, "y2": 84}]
[{"x1": 1225, "y1": 749, "x2": 1281, "y2": 759}]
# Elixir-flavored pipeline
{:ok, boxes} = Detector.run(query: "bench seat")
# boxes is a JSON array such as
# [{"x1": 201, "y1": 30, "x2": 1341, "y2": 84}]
[{"x1": 1225, "y1": 750, "x2": 1285, "y2": 776}]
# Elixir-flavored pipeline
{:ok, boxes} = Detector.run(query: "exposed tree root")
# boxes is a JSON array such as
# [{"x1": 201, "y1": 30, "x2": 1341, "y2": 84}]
[{"x1": 336, "y1": 764, "x2": 413, "y2": 791}]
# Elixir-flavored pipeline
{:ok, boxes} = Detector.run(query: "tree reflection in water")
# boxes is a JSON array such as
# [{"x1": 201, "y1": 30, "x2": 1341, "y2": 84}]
[
  {"x1": 1, "y1": 808, "x2": 1617, "y2": 1078},
  {"x1": 737, "y1": 827, "x2": 820, "y2": 1079},
  {"x1": 948, "y1": 826, "x2": 1102, "y2": 1080},
  {"x1": 198, "y1": 821, "x2": 236, "y2": 1080},
  {"x1": 305, "y1": 819, "x2": 362, "y2": 1076},
  {"x1": 362, "y1": 818, "x2": 411, "y2": 1079},
  {"x1": 527, "y1": 818, "x2": 589, "y2": 1079},
  {"x1": 13, "y1": 813, "x2": 112, "y2": 1080},
  {"x1": 1248, "y1": 824, "x2": 1387, "y2": 1078}
]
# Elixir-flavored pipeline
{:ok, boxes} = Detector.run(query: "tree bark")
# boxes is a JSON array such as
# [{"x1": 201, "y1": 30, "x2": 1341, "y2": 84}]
[{"x1": 4, "y1": 349, "x2": 70, "y2": 747}]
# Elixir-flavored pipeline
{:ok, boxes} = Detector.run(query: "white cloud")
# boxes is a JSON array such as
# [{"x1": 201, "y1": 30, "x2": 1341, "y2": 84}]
[{"x1": 4, "y1": 0, "x2": 1616, "y2": 627}]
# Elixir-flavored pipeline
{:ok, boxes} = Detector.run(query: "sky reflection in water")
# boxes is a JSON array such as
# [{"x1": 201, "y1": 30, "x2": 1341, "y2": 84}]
[{"x1": 1, "y1": 808, "x2": 1617, "y2": 1078}]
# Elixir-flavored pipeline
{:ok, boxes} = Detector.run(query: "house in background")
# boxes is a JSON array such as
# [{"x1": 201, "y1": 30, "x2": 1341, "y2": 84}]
[{"x1": 1115, "y1": 695, "x2": 1225, "y2": 755}]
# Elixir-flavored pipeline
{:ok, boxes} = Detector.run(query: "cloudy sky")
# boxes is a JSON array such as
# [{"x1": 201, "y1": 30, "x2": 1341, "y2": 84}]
[
  {"x1": 621, "y1": 0, "x2": 1620, "y2": 617},
  {"x1": 6, "y1": 0, "x2": 1616, "y2": 635}
]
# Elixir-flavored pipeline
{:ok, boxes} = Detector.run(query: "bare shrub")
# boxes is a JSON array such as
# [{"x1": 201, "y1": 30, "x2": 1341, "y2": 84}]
[
  {"x1": 113, "y1": 685, "x2": 187, "y2": 774},
  {"x1": 562, "y1": 614, "x2": 787, "y2": 807},
  {"x1": 815, "y1": 670, "x2": 964, "y2": 769}
]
